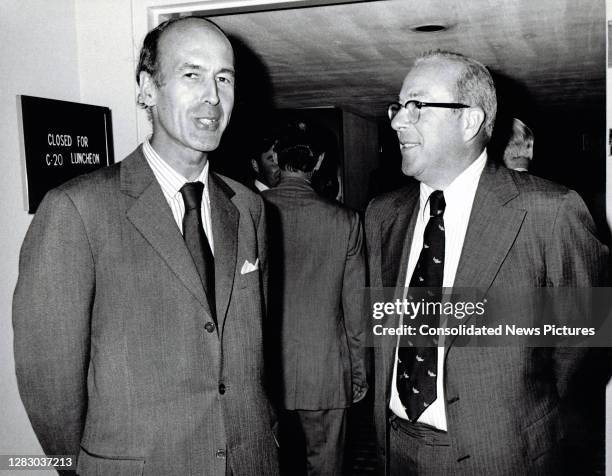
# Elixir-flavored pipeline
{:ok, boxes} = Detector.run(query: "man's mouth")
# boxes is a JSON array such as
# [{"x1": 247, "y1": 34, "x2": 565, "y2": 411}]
[
  {"x1": 399, "y1": 141, "x2": 419, "y2": 150},
  {"x1": 195, "y1": 117, "x2": 220, "y2": 130}
]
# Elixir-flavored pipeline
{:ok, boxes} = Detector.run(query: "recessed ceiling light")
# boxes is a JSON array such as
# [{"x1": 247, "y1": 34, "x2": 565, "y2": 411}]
[{"x1": 411, "y1": 24, "x2": 449, "y2": 33}]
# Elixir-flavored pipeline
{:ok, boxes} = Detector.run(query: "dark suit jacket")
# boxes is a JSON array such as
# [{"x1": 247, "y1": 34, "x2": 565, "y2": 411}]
[
  {"x1": 365, "y1": 160, "x2": 608, "y2": 475},
  {"x1": 13, "y1": 146, "x2": 279, "y2": 476},
  {"x1": 263, "y1": 177, "x2": 367, "y2": 410}
]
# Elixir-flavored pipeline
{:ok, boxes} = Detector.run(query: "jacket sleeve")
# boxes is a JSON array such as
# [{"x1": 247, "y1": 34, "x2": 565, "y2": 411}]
[
  {"x1": 545, "y1": 190, "x2": 608, "y2": 396},
  {"x1": 341, "y1": 211, "x2": 369, "y2": 392},
  {"x1": 12, "y1": 188, "x2": 93, "y2": 459},
  {"x1": 256, "y1": 195, "x2": 269, "y2": 318}
]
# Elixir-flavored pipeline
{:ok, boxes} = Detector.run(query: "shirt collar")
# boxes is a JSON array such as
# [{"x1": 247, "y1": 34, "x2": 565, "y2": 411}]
[
  {"x1": 419, "y1": 149, "x2": 487, "y2": 217},
  {"x1": 143, "y1": 137, "x2": 209, "y2": 198},
  {"x1": 254, "y1": 179, "x2": 269, "y2": 192}
]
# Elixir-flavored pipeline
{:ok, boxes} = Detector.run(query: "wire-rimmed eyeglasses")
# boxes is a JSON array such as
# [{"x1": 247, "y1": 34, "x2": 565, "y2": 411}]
[{"x1": 387, "y1": 100, "x2": 471, "y2": 123}]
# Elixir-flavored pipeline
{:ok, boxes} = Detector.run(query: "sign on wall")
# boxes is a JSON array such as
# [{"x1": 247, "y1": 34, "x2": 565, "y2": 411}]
[{"x1": 18, "y1": 95, "x2": 114, "y2": 213}]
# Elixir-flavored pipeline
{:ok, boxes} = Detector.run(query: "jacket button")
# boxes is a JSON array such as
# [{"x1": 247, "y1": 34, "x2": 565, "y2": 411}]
[
  {"x1": 216, "y1": 449, "x2": 226, "y2": 459},
  {"x1": 204, "y1": 322, "x2": 215, "y2": 333},
  {"x1": 219, "y1": 384, "x2": 226, "y2": 395}
]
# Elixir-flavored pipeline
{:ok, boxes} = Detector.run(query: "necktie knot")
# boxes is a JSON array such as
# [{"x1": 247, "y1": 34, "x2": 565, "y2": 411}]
[
  {"x1": 180, "y1": 182, "x2": 204, "y2": 211},
  {"x1": 429, "y1": 190, "x2": 445, "y2": 217}
]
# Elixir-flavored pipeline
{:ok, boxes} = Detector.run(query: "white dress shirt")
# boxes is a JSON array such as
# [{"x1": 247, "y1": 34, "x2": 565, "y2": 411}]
[
  {"x1": 390, "y1": 150, "x2": 487, "y2": 430},
  {"x1": 142, "y1": 138, "x2": 214, "y2": 254},
  {"x1": 254, "y1": 179, "x2": 269, "y2": 192}
]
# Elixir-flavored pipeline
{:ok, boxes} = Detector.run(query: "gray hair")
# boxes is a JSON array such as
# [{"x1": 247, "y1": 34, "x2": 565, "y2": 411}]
[
  {"x1": 503, "y1": 117, "x2": 534, "y2": 160},
  {"x1": 415, "y1": 50, "x2": 497, "y2": 141}
]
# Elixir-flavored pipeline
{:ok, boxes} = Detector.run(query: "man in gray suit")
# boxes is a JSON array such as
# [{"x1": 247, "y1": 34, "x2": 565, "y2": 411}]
[
  {"x1": 365, "y1": 51, "x2": 607, "y2": 475},
  {"x1": 263, "y1": 125, "x2": 368, "y2": 476},
  {"x1": 13, "y1": 17, "x2": 278, "y2": 475}
]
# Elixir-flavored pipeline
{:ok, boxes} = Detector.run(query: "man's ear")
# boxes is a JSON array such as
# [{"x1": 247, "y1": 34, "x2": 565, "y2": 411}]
[
  {"x1": 463, "y1": 107, "x2": 485, "y2": 142},
  {"x1": 138, "y1": 71, "x2": 158, "y2": 108},
  {"x1": 251, "y1": 158, "x2": 260, "y2": 173}
]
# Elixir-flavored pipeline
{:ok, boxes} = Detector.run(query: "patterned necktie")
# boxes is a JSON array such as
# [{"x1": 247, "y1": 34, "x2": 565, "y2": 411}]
[
  {"x1": 180, "y1": 182, "x2": 216, "y2": 325},
  {"x1": 397, "y1": 190, "x2": 445, "y2": 421}
]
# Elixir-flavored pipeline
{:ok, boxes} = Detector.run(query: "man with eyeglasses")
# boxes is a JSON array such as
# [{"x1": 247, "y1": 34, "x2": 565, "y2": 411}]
[{"x1": 365, "y1": 51, "x2": 607, "y2": 475}]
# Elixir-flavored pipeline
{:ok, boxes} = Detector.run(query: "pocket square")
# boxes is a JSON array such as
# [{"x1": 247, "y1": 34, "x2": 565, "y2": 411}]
[{"x1": 240, "y1": 258, "x2": 259, "y2": 275}]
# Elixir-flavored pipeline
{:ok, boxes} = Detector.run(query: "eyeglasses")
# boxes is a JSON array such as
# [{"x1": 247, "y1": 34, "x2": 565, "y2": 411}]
[{"x1": 387, "y1": 100, "x2": 471, "y2": 123}]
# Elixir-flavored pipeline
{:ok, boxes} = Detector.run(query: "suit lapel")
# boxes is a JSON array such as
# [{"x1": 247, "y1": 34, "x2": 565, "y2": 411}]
[
  {"x1": 209, "y1": 173, "x2": 238, "y2": 333},
  {"x1": 381, "y1": 187, "x2": 420, "y2": 288},
  {"x1": 447, "y1": 161, "x2": 526, "y2": 351},
  {"x1": 122, "y1": 148, "x2": 211, "y2": 313},
  {"x1": 454, "y1": 162, "x2": 525, "y2": 288}
]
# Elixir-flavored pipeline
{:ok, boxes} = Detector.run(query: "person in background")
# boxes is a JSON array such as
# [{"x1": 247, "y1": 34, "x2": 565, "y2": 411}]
[
  {"x1": 502, "y1": 117, "x2": 534, "y2": 172},
  {"x1": 263, "y1": 122, "x2": 368, "y2": 476},
  {"x1": 251, "y1": 135, "x2": 280, "y2": 191},
  {"x1": 307, "y1": 122, "x2": 341, "y2": 202}
]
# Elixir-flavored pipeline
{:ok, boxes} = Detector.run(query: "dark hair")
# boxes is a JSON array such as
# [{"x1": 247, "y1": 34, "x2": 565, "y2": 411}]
[
  {"x1": 136, "y1": 17, "x2": 181, "y2": 87},
  {"x1": 276, "y1": 118, "x2": 336, "y2": 169},
  {"x1": 275, "y1": 120, "x2": 321, "y2": 172},
  {"x1": 278, "y1": 144, "x2": 318, "y2": 173},
  {"x1": 135, "y1": 17, "x2": 228, "y2": 108},
  {"x1": 252, "y1": 136, "x2": 277, "y2": 164}
]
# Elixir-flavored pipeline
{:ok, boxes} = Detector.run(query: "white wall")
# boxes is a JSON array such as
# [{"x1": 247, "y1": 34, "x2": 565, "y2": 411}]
[
  {"x1": 607, "y1": 2, "x2": 611, "y2": 472},
  {"x1": 75, "y1": 0, "x2": 140, "y2": 160},
  {"x1": 0, "y1": 0, "x2": 81, "y2": 463},
  {"x1": 0, "y1": 0, "x2": 140, "y2": 470}
]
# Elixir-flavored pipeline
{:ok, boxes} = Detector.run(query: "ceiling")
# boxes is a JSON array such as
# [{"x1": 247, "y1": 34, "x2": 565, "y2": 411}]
[{"x1": 208, "y1": 0, "x2": 606, "y2": 122}]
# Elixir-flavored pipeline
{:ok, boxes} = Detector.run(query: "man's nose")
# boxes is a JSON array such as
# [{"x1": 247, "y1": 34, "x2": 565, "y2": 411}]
[
  {"x1": 200, "y1": 78, "x2": 220, "y2": 106},
  {"x1": 391, "y1": 108, "x2": 410, "y2": 131}
]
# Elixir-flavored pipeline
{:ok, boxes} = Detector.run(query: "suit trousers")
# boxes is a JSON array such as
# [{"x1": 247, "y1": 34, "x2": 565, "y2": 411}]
[
  {"x1": 280, "y1": 408, "x2": 347, "y2": 476},
  {"x1": 389, "y1": 415, "x2": 453, "y2": 476}
]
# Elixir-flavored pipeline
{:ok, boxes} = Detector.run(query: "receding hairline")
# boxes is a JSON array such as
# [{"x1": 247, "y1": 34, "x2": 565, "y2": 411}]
[
  {"x1": 154, "y1": 17, "x2": 235, "y2": 82},
  {"x1": 159, "y1": 17, "x2": 232, "y2": 48},
  {"x1": 414, "y1": 50, "x2": 487, "y2": 71},
  {"x1": 400, "y1": 57, "x2": 465, "y2": 101},
  {"x1": 412, "y1": 55, "x2": 468, "y2": 84}
]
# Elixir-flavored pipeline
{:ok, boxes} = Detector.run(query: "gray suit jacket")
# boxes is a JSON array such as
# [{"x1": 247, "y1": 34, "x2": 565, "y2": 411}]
[
  {"x1": 365, "y1": 160, "x2": 608, "y2": 475},
  {"x1": 13, "y1": 146, "x2": 279, "y2": 476},
  {"x1": 263, "y1": 177, "x2": 367, "y2": 410}
]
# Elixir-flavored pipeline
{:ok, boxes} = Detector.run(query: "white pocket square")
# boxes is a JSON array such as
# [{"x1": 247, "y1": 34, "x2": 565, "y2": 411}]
[{"x1": 240, "y1": 258, "x2": 259, "y2": 275}]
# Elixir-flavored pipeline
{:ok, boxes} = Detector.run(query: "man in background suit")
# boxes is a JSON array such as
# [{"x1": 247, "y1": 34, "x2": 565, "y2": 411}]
[
  {"x1": 250, "y1": 135, "x2": 280, "y2": 192},
  {"x1": 502, "y1": 117, "x2": 534, "y2": 172},
  {"x1": 365, "y1": 51, "x2": 607, "y2": 475},
  {"x1": 13, "y1": 17, "x2": 278, "y2": 475},
  {"x1": 263, "y1": 124, "x2": 368, "y2": 475}
]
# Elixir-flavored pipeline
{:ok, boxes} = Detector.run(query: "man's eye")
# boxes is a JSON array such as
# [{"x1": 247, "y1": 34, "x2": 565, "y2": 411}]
[
  {"x1": 184, "y1": 73, "x2": 199, "y2": 79},
  {"x1": 217, "y1": 76, "x2": 233, "y2": 85}
]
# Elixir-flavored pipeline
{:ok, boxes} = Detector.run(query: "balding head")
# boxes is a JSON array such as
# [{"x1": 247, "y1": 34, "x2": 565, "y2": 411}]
[
  {"x1": 135, "y1": 16, "x2": 236, "y2": 177},
  {"x1": 136, "y1": 17, "x2": 233, "y2": 104}
]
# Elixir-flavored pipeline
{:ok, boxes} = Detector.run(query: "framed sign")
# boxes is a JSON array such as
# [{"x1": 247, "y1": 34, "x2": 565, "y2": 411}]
[{"x1": 18, "y1": 95, "x2": 114, "y2": 213}]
